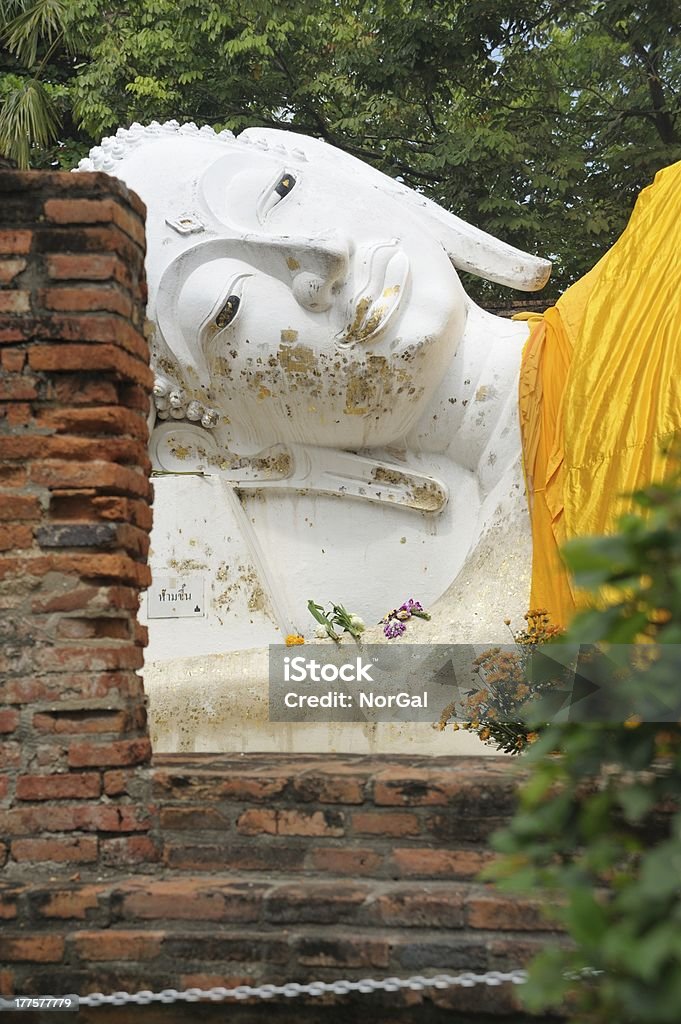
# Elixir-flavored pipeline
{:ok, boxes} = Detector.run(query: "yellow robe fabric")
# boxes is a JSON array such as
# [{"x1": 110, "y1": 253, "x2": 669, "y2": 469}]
[{"x1": 518, "y1": 160, "x2": 681, "y2": 628}]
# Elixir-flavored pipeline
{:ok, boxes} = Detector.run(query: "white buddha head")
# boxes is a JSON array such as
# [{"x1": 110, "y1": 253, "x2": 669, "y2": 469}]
[{"x1": 82, "y1": 122, "x2": 550, "y2": 454}]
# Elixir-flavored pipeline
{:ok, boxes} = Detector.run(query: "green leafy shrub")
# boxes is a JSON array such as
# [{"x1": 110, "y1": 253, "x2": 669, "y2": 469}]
[{"x1": 488, "y1": 460, "x2": 681, "y2": 1022}]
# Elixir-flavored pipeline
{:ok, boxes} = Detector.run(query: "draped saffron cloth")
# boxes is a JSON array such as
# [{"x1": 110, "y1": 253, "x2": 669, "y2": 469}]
[{"x1": 516, "y1": 160, "x2": 681, "y2": 628}]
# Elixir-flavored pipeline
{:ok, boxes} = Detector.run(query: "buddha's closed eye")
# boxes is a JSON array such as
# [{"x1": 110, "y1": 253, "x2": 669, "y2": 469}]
[
  {"x1": 257, "y1": 171, "x2": 297, "y2": 221},
  {"x1": 215, "y1": 294, "x2": 240, "y2": 329}
]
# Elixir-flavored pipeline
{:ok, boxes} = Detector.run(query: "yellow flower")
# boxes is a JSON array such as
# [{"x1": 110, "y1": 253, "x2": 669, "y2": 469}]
[
  {"x1": 479, "y1": 727, "x2": 491, "y2": 741},
  {"x1": 624, "y1": 714, "x2": 642, "y2": 729},
  {"x1": 526, "y1": 732, "x2": 539, "y2": 744},
  {"x1": 285, "y1": 634, "x2": 305, "y2": 646}
]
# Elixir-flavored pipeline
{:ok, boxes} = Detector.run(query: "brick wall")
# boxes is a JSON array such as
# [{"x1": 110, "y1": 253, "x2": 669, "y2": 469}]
[{"x1": 0, "y1": 170, "x2": 156, "y2": 873}]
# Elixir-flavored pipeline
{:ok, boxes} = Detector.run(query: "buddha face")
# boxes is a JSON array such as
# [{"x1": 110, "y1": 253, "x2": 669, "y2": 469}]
[{"x1": 83, "y1": 123, "x2": 549, "y2": 451}]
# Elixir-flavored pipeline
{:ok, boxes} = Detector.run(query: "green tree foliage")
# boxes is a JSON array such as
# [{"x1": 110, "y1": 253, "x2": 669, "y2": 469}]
[
  {"x1": 1, "y1": 1, "x2": 679, "y2": 298},
  {"x1": 489, "y1": 456, "x2": 681, "y2": 1022}
]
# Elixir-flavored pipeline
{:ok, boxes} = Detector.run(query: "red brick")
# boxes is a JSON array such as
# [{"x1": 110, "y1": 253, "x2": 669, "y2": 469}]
[
  {"x1": 39, "y1": 405, "x2": 148, "y2": 441},
  {"x1": 352, "y1": 811, "x2": 421, "y2": 837},
  {"x1": 50, "y1": 376, "x2": 119, "y2": 405},
  {"x1": 43, "y1": 199, "x2": 146, "y2": 248},
  {"x1": 71, "y1": 930, "x2": 163, "y2": 962},
  {"x1": 0, "y1": 259, "x2": 26, "y2": 283},
  {"x1": 0, "y1": 230, "x2": 32, "y2": 255},
  {"x1": 296, "y1": 936, "x2": 389, "y2": 969},
  {"x1": 1, "y1": 348, "x2": 27, "y2": 371},
  {"x1": 29, "y1": 459, "x2": 152, "y2": 499},
  {"x1": 99, "y1": 836, "x2": 159, "y2": 867},
  {"x1": 16, "y1": 773, "x2": 102, "y2": 801},
  {"x1": 0, "y1": 326, "x2": 25, "y2": 343},
  {"x1": 265, "y1": 883, "x2": 367, "y2": 924},
  {"x1": 0, "y1": 495, "x2": 41, "y2": 521},
  {"x1": 0, "y1": 291, "x2": 30, "y2": 314},
  {"x1": 33, "y1": 709, "x2": 131, "y2": 734},
  {"x1": 134, "y1": 622, "x2": 149, "y2": 647},
  {"x1": 163, "y1": 842, "x2": 306, "y2": 873},
  {"x1": 160, "y1": 806, "x2": 229, "y2": 830},
  {"x1": 68, "y1": 738, "x2": 152, "y2": 768},
  {"x1": 112, "y1": 880, "x2": 264, "y2": 923},
  {"x1": 34, "y1": 223, "x2": 142, "y2": 272},
  {"x1": 0, "y1": 376, "x2": 38, "y2": 400},
  {"x1": 237, "y1": 808, "x2": 344, "y2": 837},
  {"x1": 307, "y1": 847, "x2": 384, "y2": 875},
  {"x1": 28, "y1": 344, "x2": 153, "y2": 388},
  {"x1": 39, "y1": 286, "x2": 133, "y2": 319},
  {"x1": 103, "y1": 769, "x2": 133, "y2": 796},
  {"x1": 93, "y1": 497, "x2": 153, "y2": 530},
  {"x1": 25, "y1": 311, "x2": 149, "y2": 358},
  {"x1": 6, "y1": 402, "x2": 32, "y2": 427},
  {"x1": 0, "y1": 671, "x2": 143, "y2": 704},
  {"x1": 33, "y1": 644, "x2": 144, "y2": 673},
  {"x1": 32, "y1": 585, "x2": 140, "y2": 613},
  {"x1": 373, "y1": 769, "x2": 461, "y2": 805},
  {"x1": 0, "y1": 887, "x2": 20, "y2": 919},
  {"x1": 46, "y1": 253, "x2": 133, "y2": 287},
  {"x1": 0, "y1": 708, "x2": 19, "y2": 733},
  {"x1": 12, "y1": 552, "x2": 151, "y2": 588},
  {"x1": 0, "y1": 466, "x2": 27, "y2": 487},
  {"x1": 1, "y1": 434, "x2": 150, "y2": 469},
  {"x1": 118, "y1": 382, "x2": 150, "y2": 414},
  {"x1": 466, "y1": 892, "x2": 562, "y2": 932},
  {"x1": 2, "y1": 936, "x2": 64, "y2": 962},
  {"x1": 151, "y1": 770, "x2": 287, "y2": 803},
  {"x1": 291, "y1": 773, "x2": 367, "y2": 804},
  {"x1": 1, "y1": 804, "x2": 152, "y2": 835},
  {"x1": 31, "y1": 885, "x2": 105, "y2": 920},
  {"x1": 56, "y1": 617, "x2": 130, "y2": 640},
  {"x1": 391, "y1": 848, "x2": 496, "y2": 879},
  {"x1": 0, "y1": 524, "x2": 33, "y2": 550},
  {"x1": 370, "y1": 888, "x2": 466, "y2": 928}
]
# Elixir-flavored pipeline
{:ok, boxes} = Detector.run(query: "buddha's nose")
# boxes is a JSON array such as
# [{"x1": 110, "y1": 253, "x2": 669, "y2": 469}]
[{"x1": 285, "y1": 232, "x2": 351, "y2": 313}]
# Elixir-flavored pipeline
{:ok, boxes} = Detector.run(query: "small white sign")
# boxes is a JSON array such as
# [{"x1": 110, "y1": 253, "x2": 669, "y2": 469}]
[{"x1": 147, "y1": 575, "x2": 205, "y2": 619}]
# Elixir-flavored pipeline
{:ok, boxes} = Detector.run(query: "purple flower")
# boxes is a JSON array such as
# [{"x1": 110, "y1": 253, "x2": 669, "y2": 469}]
[
  {"x1": 402, "y1": 598, "x2": 424, "y2": 613},
  {"x1": 384, "y1": 620, "x2": 407, "y2": 639}
]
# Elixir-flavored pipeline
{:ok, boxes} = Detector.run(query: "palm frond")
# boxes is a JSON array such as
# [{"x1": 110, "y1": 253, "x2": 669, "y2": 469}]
[
  {"x1": 0, "y1": 77, "x2": 59, "y2": 167},
  {"x1": 2, "y1": 0, "x2": 68, "y2": 68}
]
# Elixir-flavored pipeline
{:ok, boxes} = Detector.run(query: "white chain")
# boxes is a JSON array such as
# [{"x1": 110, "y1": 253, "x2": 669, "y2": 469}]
[
  {"x1": 16, "y1": 970, "x2": 529, "y2": 1008},
  {"x1": 0, "y1": 967, "x2": 606, "y2": 1009}
]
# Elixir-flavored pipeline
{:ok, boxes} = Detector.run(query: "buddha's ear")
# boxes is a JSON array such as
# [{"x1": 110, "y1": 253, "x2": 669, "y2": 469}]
[{"x1": 400, "y1": 191, "x2": 551, "y2": 292}]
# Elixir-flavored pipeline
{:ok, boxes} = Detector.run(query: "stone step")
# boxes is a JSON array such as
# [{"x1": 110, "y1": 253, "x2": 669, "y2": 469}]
[
  {"x1": 1, "y1": 875, "x2": 562, "y2": 1018},
  {"x1": 152, "y1": 754, "x2": 523, "y2": 878}
]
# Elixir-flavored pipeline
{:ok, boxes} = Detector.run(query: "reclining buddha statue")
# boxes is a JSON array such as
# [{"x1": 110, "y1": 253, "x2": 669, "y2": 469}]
[{"x1": 80, "y1": 122, "x2": 681, "y2": 751}]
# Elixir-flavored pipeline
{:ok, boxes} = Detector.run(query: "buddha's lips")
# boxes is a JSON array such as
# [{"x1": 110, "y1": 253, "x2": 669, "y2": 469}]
[{"x1": 337, "y1": 242, "x2": 409, "y2": 345}]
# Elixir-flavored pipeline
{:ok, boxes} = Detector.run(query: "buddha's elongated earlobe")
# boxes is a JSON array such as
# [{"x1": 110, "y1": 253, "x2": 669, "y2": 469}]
[{"x1": 400, "y1": 191, "x2": 551, "y2": 292}]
